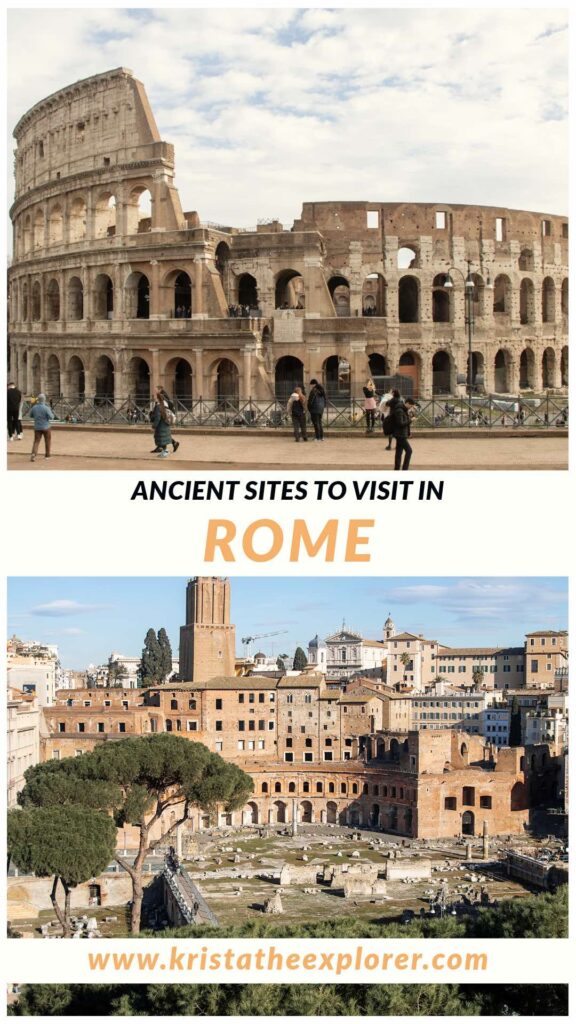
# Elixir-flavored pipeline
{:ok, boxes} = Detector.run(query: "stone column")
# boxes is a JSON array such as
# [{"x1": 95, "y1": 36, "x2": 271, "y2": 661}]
[
  {"x1": 83, "y1": 266, "x2": 93, "y2": 321},
  {"x1": 85, "y1": 190, "x2": 96, "y2": 241},
  {"x1": 243, "y1": 346, "x2": 254, "y2": 397},
  {"x1": 150, "y1": 348, "x2": 160, "y2": 393},
  {"x1": 192, "y1": 258, "x2": 204, "y2": 315},
  {"x1": 420, "y1": 353, "x2": 433, "y2": 398},
  {"x1": 148, "y1": 260, "x2": 161, "y2": 319},
  {"x1": 194, "y1": 348, "x2": 204, "y2": 399}
]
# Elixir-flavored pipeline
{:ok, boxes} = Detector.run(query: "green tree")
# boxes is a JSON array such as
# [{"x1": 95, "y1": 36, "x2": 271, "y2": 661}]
[
  {"x1": 293, "y1": 646, "x2": 308, "y2": 671},
  {"x1": 7, "y1": 806, "x2": 116, "y2": 936},
  {"x1": 276, "y1": 656, "x2": 286, "y2": 672},
  {"x1": 138, "y1": 628, "x2": 163, "y2": 686},
  {"x1": 19, "y1": 734, "x2": 253, "y2": 934},
  {"x1": 399, "y1": 651, "x2": 411, "y2": 681},
  {"x1": 509, "y1": 695, "x2": 522, "y2": 746},
  {"x1": 157, "y1": 627, "x2": 173, "y2": 682}
]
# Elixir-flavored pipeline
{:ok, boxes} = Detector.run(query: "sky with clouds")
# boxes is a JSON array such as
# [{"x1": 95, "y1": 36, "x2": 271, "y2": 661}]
[
  {"x1": 7, "y1": 7, "x2": 568, "y2": 230},
  {"x1": 7, "y1": 576, "x2": 568, "y2": 668}
]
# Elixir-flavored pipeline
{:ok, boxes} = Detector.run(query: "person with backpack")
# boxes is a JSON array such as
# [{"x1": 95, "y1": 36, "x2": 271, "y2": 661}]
[
  {"x1": 287, "y1": 386, "x2": 308, "y2": 442},
  {"x1": 151, "y1": 387, "x2": 179, "y2": 458},
  {"x1": 307, "y1": 379, "x2": 326, "y2": 441},
  {"x1": 387, "y1": 389, "x2": 413, "y2": 470},
  {"x1": 378, "y1": 390, "x2": 394, "y2": 450}
]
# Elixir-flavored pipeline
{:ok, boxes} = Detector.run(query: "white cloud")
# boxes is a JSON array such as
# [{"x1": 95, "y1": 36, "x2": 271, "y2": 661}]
[{"x1": 30, "y1": 600, "x2": 110, "y2": 617}]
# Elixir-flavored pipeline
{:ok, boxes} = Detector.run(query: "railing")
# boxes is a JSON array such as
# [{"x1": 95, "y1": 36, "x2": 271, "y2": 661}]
[
  {"x1": 162, "y1": 857, "x2": 219, "y2": 927},
  {"x1": 21, "y1": 394, "x2": 569, "y2": 430}
]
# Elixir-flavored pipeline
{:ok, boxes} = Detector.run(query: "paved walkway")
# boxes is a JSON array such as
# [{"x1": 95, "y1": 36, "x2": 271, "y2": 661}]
[{"x1": 7, "y1": 426, "x2": 568, "y2": 471}]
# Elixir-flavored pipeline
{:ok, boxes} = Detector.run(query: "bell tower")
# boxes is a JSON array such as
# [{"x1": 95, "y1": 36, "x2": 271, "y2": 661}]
[
  {"x1": 179, "y1": 577, "x2": 236, "y2": 681},
  {"x1": 383, "y1": 613, "x2": 396, "y2": 641}
]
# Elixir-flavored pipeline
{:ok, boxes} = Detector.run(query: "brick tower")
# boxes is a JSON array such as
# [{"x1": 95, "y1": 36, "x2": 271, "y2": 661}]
[{"x1": 179, "y1": 577, "x2": 235, "y2": 681}]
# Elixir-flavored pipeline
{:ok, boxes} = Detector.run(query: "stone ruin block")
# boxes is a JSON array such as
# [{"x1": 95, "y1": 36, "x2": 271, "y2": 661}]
[
  {"x1": 385, "y1": 858, "x2": 432, "y2": 882},
  {"x1": 343, "y1": 878, "x2": 388, "y2": 898},
  {"x1": 279, "y1": 862, "x2": 323, "y2": 886}
]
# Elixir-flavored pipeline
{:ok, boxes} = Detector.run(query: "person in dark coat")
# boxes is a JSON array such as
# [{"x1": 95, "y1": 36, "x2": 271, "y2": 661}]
[
  {"x1": 307, "y1": 379, "x2": 326, "y2": 441},
  {"x1": 7, "y1": 382, "x2": 23, "y2": 440},
  {"x1": 287, "y1": 386, "x2": 308, "y2": 441},
  {"x1": 388, "y1": 389, "x2": 412, "y2": 470},
  {"x1": 150, "y1": 388, "x2": 179, "y2": 455}
]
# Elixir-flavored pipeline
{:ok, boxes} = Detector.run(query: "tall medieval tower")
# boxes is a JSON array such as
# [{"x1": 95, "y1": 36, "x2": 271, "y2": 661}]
[{"x1": 179, "y1": 577, "x2": 236, "y2": 681}]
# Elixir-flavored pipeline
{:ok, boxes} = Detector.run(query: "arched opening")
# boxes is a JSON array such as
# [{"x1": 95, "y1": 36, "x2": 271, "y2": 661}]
[
  {"x1": 93, "y1": 274, "x2": 114, "y2": 320},
  {"x1": 398, "y1": 351, "x2": 420, "y2": 397},
  {"x1": 32, "y1": 282, "x2": 41, "y2": 322},
  {"x1": 88, "y1": 883, "x2": 102, "y2": 907},
  {"x1": 275, "y1": 355, "x2": 304, "y2": 403},
  {"x1": 31, "y1": 354, "x2": 41, "y2": 394},
  {"x1": 67, "y1": 356, "x2": 85, "y2": 401},
  {"x1": 22, "y1": 215, "x2": 32, "y2": 254},
  {"x1": 128, "y1": 357, "x2": 151, "y2": 404},
  {"x1": 368, "y1": 353, "x2": 389, "y2": 379},
  {"x1": 542, "y1": 347, "x2": 555, "y2": 389},
  {"x1": 215, "y1": 358, "x2": 239, "y2": 404},
  {"x1": 390, "y1": 738, "x2": 400, "y2": 762},
  {"x1": 174, "y1": 272, "x2": 192, "y2": 318},
  {"x1": 510, "y1": 781, "x2": 528, "y2": 811},
  {"x1": 9, "y1": 281, "x2": 18, "y2": 323},
  {"x1": 67, "y1": 277, "x2": 84, "y2": 321},
  {"x1": 561, "y1": 346, "x2": 568, "y2": 386},
  {"x1": 127, "y1": 186, "x2": 152, "y2": 234},
  {"x1": 471, "y1": 351, "x2": 484, "y2": 391},
  {"x1": 561, "y1": 279, "x2": 568, "y2": 322},
  {"x1": 519, "y1": 348, "x2": 535, "y2": 389},
  {"x1": 432, "y1": 274, "x2": 451, "y2": 322},
  {"x1": 362, "y1": 273, "x2": 387, "y2": 316},
  {"x1": 493, "y1": 275, "x2": 511, "y2": 315},
  {"x1": 469, "y1": 273, "x2": 485, "y2": 319},
  {"x1": 376, "y1": 739, "x2": 385, "y2": 759},
  {"x1": 348, "y1": 803, "x2": 361, "y2": 827},
  {"x1": 432, "y1": 350, "x2": 452, "y2": 395},
  {"x1": 246, "y1": 801, "x2": 259, "y2": 825},
  {"x1": 33, "y1": 209, "x2": 45, "y2": 249},
  {"x1": 323, "y1": 355, "x2": 350, "y2": 401},
  {"x1": 94, "y1": 355, "x2": 114, "y2": 402},
  {"x1": 397, "y1": 245, "x2": 418, "y2": 269},
  {"x1": 326, "y1": 801, "x2": 338, "y2": 824},
  {"x1": 275, "y1": 269, "x2": 304, "y2": 309},
  {"x1": 273, "y1": 801, "x2": 287, "y2": 824},
  {"x1": 21, "y1": 282, "x2": 29, "y2": 321},
  {"x1": 46, "y1": 279, "x2": 60, "y2": 321},
  {"x1": 237, "y1": 273, "x2": 258, "y2": 309},
  {"x1": 461, "y1": 810, "x2": 475, "y2": 836},
  {"x1": 300, "y1": 800, "x2": 313, "y2": 824},
  {"x1": 494, "y1": 349, "x2": 511, "y2": 393},
  {"x1": 46, "y1": 355, "x2": 61, "y2": 401},
  {"x1": 542, "y1": 277, "x2": 556, "y2": 323},
  {"x1": 169, "y1": 358, "x2": 193, "y2": 408},
  {"x1": 370, "y1": 804, "x2": 380, "y2": 827},
  {"x1": 48, "y1": 205, "x2": 63, "y2": 246},
  {"x1": 125, "y1": 272, "x2": 150, "y2": 319},
  {"x1": 518, "y1": 248, "x2": 534, "y2": 272},
  {"x1": 288, "y1": 782, "x2": 296, "y2": 793},
  {"x1": 215, "y1": 241, "x2": 230, "y2": 281},
  {"x1": 94, "y1": 193, "x2": 116, "y2": 238},
  {"x1": 519, "y1": 278, "x2": 535, "y2": 325},
  {"x1": 328, "y1": 275, "x2": 351, "y2": 317},
  {"x1": 68, "y1": 196, "x2": 87, "y2": 242},
  {"x1": 398, "y1": 276, "x2": 419, "y2": 323}
]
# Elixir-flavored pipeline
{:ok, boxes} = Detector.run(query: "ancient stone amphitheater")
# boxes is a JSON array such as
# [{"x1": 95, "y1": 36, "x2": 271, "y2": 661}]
[{"x1": 8, "y1": 67, "x2": 568, "y2": 410}]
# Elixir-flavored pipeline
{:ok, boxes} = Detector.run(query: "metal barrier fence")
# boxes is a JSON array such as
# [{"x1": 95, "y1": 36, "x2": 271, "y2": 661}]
[{"x1": 21, "y1": 394, "x2": 568, "y2": 430}]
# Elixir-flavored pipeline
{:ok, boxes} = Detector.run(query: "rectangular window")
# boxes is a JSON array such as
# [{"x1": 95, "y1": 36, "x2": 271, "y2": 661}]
[
  {"x1": 187, "y1": 721, "x2": 197, "y2": 732},
  {"x1": 104, "y1": 700, "x2": 111, "y2": 707},
  {"x1": 531, "y1": 660, "x2": 538, "y2": 672},
  {"x1": 258, "y1": 740, "x2": 265, "y2": 749},
  {"x1": 215, "y1": 720, "x2": 223, "y2": 731},
  {"x1": 249, "y1": 720, "x2": 255, "y2": 731},
  {"x1": 238, "y1": 693, "x2": 245, "y2": 703},
  {"x1": 259, "y1": 693, "x2": 265, "y2": 703},
  {"x1": 78, "y1": 722, "x2": 85, "y2": 733},
  {"x1": 248, "y1": 740, "x2": 255, "y2": 750},
  {"x1": 284, "y1": 752, "x2": 293, "y2": 762},
  {"x1": 562, "y1": 223, "x2": 568, "y2": 238},
  {"x1": 435, "y1": 210, "x2": 446, "y2": 229},
  {"x1": 495, "y1": 217, "x2": 505, "y2": 241},
  {"x1": 83, "y1": 700, "x2": 91, "y2": 707},
  {"x1": 304, "y1": 752, "x2": 313, "y2": 762},
  {"x1": 268, "y1": 720, "x2": 274, "y2": 730},
  {"x1": 367, "y1": 210, "x2": 379, "y2": 229},
  {"x1": 237, "y1": 740, "x2": 244, "y2": 750},
  {"x1": 53, "y1": 751, "x2": 60, "y2": 760},
  {"x1": 480, "y1": 795, "x2": 492, "y2": 809},
  {"x1": 215, "y1": 741, "x2": 223, "y2": 752},
  {"x1": 324, "y1": 751, "x2": 333, "y2": 761},
  {"x1": 305, "y1": 738, "x2": 312, "y2": 748},
  {"x1": 97, "y1": 722, "x2": 105, "y2": 733},
  {"x1": 58, "y1": 723, "x2": 65, "y2": 732},
  {"x1": 188, "y1": 699, "x2": 196, "y2": 710},
  {"x1": 462, "y1": 786, "x2": 475, "y2": 806},
  {"x1": 286, "y1": 737, "x2": 293, "y2": 748},
  {"x1": 542, "y1": 219, "x2": 552, "y2": 237},
  {"x1": 249, "y1": 693, "x2": 255, "y2": 704},
  {"x1": 258, "y1": 720, "x2": 265, "y2": 730},
  {"x1": 118, "y1": 722, "x2": 126, "y2": 733},
  {"x1": 215, "y1": 698, "x2": 222, "y2": 710},
  {"x1": 238, "y1": 720, "x2": 245, "y2": 731}
]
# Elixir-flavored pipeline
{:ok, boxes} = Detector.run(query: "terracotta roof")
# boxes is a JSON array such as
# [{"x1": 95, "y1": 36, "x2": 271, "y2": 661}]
[
  {"x1": 437, "y1": 647, "x2": 523, "y2": 657},
  {"x1": 149, "y1": 676, "x2": 276, "y2": 691},
  {"x1": 525, "y1": 630, "x2": 567, "y2": 637},
  {"x1": 277, "y1": 674, "x2": 323, "y2": 688}
]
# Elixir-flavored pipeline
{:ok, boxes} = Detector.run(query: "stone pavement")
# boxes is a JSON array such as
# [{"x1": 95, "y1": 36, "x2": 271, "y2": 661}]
[{"x1": 7, "y1": 426, "x2": 568, "y2": 471}]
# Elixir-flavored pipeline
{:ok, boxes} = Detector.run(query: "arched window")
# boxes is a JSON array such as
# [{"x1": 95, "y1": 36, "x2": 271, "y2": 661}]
[
  {"x1": 46, "y1": 279, "x2": 60, "y2": 321},
  {"x1": 46, "y1": 355, "x2": 61, "y2": 401},
  {"x1": 94, "y1": 355, "x2": 114, "y2": 403},
  {"x1": 519, "y1": 279, "x2": 535, "y2": 325},
  {"x1": 328, "y1": 275, "x2": 350, "y2": 317},
  {"x1": 174, "y1": 272, "x2": 192, "y2": 318},
  {"x1": 238, "y1": 273, "x2": 258, "y2": 309},
  {"x1": 48, "y1": 205, "x2": 63, "y2": 246},
  {"x1": 69, "y1": 197, "x2": 87, "y2": 242},
  {"x1": 94, "y1": 193, "x2": 116, "y2": 238},
  {"x1": 362, "y1": 274, "x2": 387, "y2": 316},
  {"x1": 519, "y1": 348, "x2": 535, "y2": 390},
  {"x1": 93, "y1": 274, "x2": 114, "y2": 320},
  {"x1": 432, "y1": 274, "x2": 451, "y2": 322},
  {"x1": 493, "y1": 275, "x2": 511, "y2": 315},
  {"x1": 398, "y1": 276, "x2": 419, "y2": 323},
  {"x1": 323, "y1": 355, "x2": 350, "y2": 400},
  {"x1": 494, "y1": 349, "x2": 511, "y2": 393},
  {"x1": 432, "y1": 351, "x2": 451, "y2": 395},
  {"x1": 127, "y1": 186, "x2": 153, "y2": 234},
  {"x1": 275, "y1": 269, "x2": 304, "y2": 309},
  {"x1": 32, "y1": 282, "x2": 41, "y2": 322},
  {"x1": 275, "y1": 356, "x2": 304, "y2": 403},
  {"x1": 125, "y1": 272, "x2": 150, "y2": 319},
  {"x1": 67, "y1": 277, "x2": 84, "y2": 321},
  {"x1": 214, "y1": 358, "x2": 239, "y2": 405},
  {"x1": 542, "y1": 278, "x2": 556, "y2": 323},
  {"x1": 33, "y1": 209, "x2": 45, "y2": 249},
  {"x1": 128, "y1": 357, "x2": 151, "y2": 404}
]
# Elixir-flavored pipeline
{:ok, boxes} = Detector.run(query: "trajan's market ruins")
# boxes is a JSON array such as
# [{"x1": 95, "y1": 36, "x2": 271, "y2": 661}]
[{"x1": 8, "y1": 67, "x2": 569, "y2": 407}]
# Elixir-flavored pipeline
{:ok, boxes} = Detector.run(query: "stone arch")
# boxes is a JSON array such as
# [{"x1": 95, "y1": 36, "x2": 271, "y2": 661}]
[
  {"x1": 67, "y1": 276, "x2": 84, "y2": 321},
  {"x1": 326, "y1": 800, "x2": 338, "y2": 824},
  {"x1": 362, "y1": 273, "x2": 387, "y2": 316},
  {"x1": 245, "y1": 801, "x2": 259, "y2": 825},
  {"x1": 397, "y1": 245, "x2": 419, "y2": 269},
  {"x1": 33, "y1": 209, "x2": 45, "y2": 249},
  {"x1": 125, "y1": 271, "x2": 150, "y2": 319},
  {"x1": 470, "y1": 273, "x2": 486, "y2": 319},
  {"x1": 237, "y1": 273, "x2": 258, "y2": 308},
  {"x1": 519, "y1": 348, "x2": 536, "y2": 389},
  {"x1": 328, "y1": 275, "x2": 350, "y2": 317},
  {"x1": 519, "y1": 278, "x2": 535, "y2": 324},
  {"x1": 126, "y1": 185, "x2": 153, "y2": 234},
  {"x1": 94, "y1": 355, "x2": 114, "y2": 402},
  {"x1": 9, "y1": 279, "x2": 18, "y2": 323},
  {"x1": 376, "y1": 738, "x2": 386, "y2": 760},
  {"x1": 128, "y1": 356, "x2": 151, "y2": 403},
  {"x1": 561, "y1": 346, "x2": 568, "y2": 386},
  {"x1": 542, "y1": 347, "x2": 556, "y2": 388},
  {"x1": 273, "y1": 801, "x2": 287, "y2": 824},
  {"x1": 31, "y1": 281, "x2": 41, "y2": 322},
  {"x1": 323, "y1": 354, "x2": 351, "y2": 400},
  {"x1": 46, "y1": 279, "x2": 60, "y2": 321},
  {"x1": 94, "y1": 192, "x2": 117, "y2": 239},
  {"x1": 493, "y1": 274, "x2": 511, "y2": 315},
  {"x1": 461, "y1": 810, "x2": 475, "y2": 836},
  {"x1": 470, "y1": 351, "x2": 485, "y2": 390},
  {"x1": 518, "y1": 248, "x2": 534, "y2": 272},
  {"x1": 432, "y1": 274, "x2": 451, "y2": 323},
  {"x1": 288, "y1": 781, "x2": 296, "y2": 793},
  {"x1": 432, "y1": 350, "x2": 452, "y2": 395},
  {"x1": 166, "y1": 357, "x2": 193, "y2": 408},
  {"x1": 46, "y1": 354, "x2": 61, "y2": 401},
  {"x1": 93, "y1": 274, "x2": 114, "y2": 320},
  {"x1": 215, "y1": 241, "x2": 230, "y2": 280},
  {"x1": 212, "y1": 358, "x2": 239, "y2": 404},
  {"x1": 561, "y1": 278, "x2": 568, "y2": 322},
  {"x1": 390, "y1": 737, "x2": 400, "y2": 761},
  {"x1": 542, "y1": 277, "x2": 556, "y2": 323},
  {"x1": 370, "y1": 803, "x2": 380, "y2": 827},
  {"x1": 300, "y1": 800, "x2": 313, "y2": 824},
  {"x1": 22, "y1": 214, "x2": 32, "y2": 254},
  {"x1": 48, "y1": 204, "x2": 64, "y2": 246},
  {"x1": 31, "y1": 353, "x2": 41, "y2": 394},
  {"x1": 67, "y1": 356, "x2": 85, "y2": 400},
  {"x1": 173, "y1": 271, "x2": 192, "y2": 317},
  {"x1": 275, "y1": 355, "x2": 304, "y2": 403},
  {"x1": 68, "y1": 196, "x2": 87, "y2": 242},
  {"x1": 511, "y1": 781, "x2": 528, "y2": 811},
  {"x1": 348, "y1": 802, "x2": 361, "y2": 826},
  {"x1": 368, "y1": 353, "x2": 389, "y2": 379},
  {"x1": 494, "y1": 349, "x2": 512, "y2": 393},
  {"x1": 398, "y1": 275, "x2": 419, "y2": 323},
  {"x1": 261, "y1": 781, "x2": 269, "y2": 794},
  {"x1": 275, "y1": 269, "x2": 304, "y2": 309},
  {"x1": 21, "y1": 281, "x2": 28, "y2": 321}
]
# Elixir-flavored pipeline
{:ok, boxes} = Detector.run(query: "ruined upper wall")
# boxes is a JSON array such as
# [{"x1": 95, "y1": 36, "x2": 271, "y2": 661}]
[{"x1": 13, "y1": 68, "x2": 165, "y2": 199}]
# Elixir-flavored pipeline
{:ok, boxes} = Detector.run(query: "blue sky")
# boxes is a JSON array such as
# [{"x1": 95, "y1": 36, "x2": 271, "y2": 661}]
[
  {"x1": 7, "y1": 7, "x2": 568, "y2": 233},
  {"x1": 7, "y1": 577, "x2": 568, "y2": 669}
]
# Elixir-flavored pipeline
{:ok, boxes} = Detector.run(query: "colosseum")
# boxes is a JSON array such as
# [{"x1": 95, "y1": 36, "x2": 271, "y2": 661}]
[{"x1": 8, "y1": 67, "x2": 569, "y2": 408}]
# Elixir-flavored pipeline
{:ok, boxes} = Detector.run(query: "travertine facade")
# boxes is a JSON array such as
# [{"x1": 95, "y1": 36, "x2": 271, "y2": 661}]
[{"x1": 8, "y1": 69, "x2": 568, "y2": 405}]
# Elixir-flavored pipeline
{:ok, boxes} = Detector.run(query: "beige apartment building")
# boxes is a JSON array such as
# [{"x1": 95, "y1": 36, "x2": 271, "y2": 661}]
[{"x1": 7, "y1": 689, "x2": 42, "y2": 807}]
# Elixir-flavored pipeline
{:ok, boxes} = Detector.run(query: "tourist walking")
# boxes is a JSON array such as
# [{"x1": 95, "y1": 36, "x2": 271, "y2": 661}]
[
  {"x1": 287, "y1": 386, "x2": 308, "y2": 442},
  {"x1": 363, "y1": 378, "x2": 377, "y2": 434},
  {"x1": 28, "y1": 394, "x2": 54, "y2": 462},
  {"x1": 7, "y1": 382, "x2": 23, "y2": 440},
  {"x1": 388, "y1": 389, "x2": 413, "y2": 470},
  {"x1": 307, "y1": 379, "x2": 326, "y2": 441},
  {"x1": 378, "y1": 390, "x2": 394, "y2": 450},
  {"x1": 151, "y1": 388, "x2": 178, "y2": 458}
]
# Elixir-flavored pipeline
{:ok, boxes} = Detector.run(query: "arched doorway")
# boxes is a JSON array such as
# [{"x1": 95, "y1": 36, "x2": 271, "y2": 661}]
[
  {"x1": 67, "y1": 277, "x2": 84, "y2": 321},
  {"x1": 93, "y1": 274, "x2": 114, "y2": 320},
  {"x1": 542, "y1": 278, "x2": 555, "y2": 323},
  {"x1": 328, "y1": 275, "x2": 351, "y2": 316},
  {"x1": 94, "y1": 356, "x2": 114, "y2": 402},
  {"x1": 542, "y1": 347, "x2": 555, "y2": 388},
  {"x1": 470, "y1": 352, "x2": 485, "y2": 391},
  {"x1": 174, "y1": 272, "x2": 192, "y2": 317},
  {"x1": 348, "y1": 803, "x2": 361, "y2": 827},
  {"x1": 493, "y1": 275, "x2": 511, "y2": 315},
  {"x1": 494, "y1": 349, "x2": 510, "y2": 393},
  {"x1": 300, "y1": 800, "x2": 313, "y2": 824},
  {"x1": 273, "y1": 801, "x2": 287, "y2": 824},
  {"x1": 432, "y1": 351, "x2": 451, "y2": 395},
  {"x1": 326, "y1": 801, "x2": 338, "y2": 824},
  {"x1": 432, "y1": 275, "x2": 451, "y2": 322},
  {"x1": 69, "y1": 197, "x2": 87, "y2": 241},
  {"x1": 462, "y1": 811, "x2": 475, "y2": 836},
  {"x1": 67, "y1": 356, "x2": 85, "y2": 401},
  {"x1": 275, "y1": 269, "x2": 304, "y2": 309},
  {"x1": 32, "y1": 282, "x2": 41, "y2": 321},
  {"x1": 398, "y1": 351, "x2": 420, "y2": 397},
  {"x1": 215, "y1": 241, "x2": 230, "y2": 281},
  {"x1": 519, "y1": 279, "x2": 535, "y2": 325},
  {"x1": 398, "y1": 276, "x2": 419, "y2": 322},
  {"x1": 275, "y1": 356, "x2": 304, "y2": 403},
  {"x1": 561, "y1": 346, "x2": 568, "y2": 386},
  {"x1": 46, "y1": 355, "x2": 61, "y2": 401},
  {"x1": 363, "y1": 274, "x2": 387, "y2": 316},
  {"x1": 46, "y1": 279, "x2": 60, "y2": 321},
  {"x1": 370, "y1": 804, "x2": 380, "y2": 827},
  {"x1": 125, "y1": 272, "x2": 150, "y2": 319},
  {"x1": 519, "y1": 348, "x2": 535, "y2": 390},
  {"x1": 323, "y1": 355, "x2": 350, "y2": 401},
  {"x1": 238, "y1": 274, "x2": 258, "y2": 308},
  {"x1": 170, "y1": 359, "x2": 193, "y2": 408},
  {"x1": 246, "y1": 801, "x2": 259, "y2": 825},
  {"x1": 215, "y1": 359, "x2": 239, "y2": 404},
  {"x1": 368, "y1": 353, "x2": 389, "y2": 385},
  {"x1": 128, "y1": 357, "x2": 151, "y2": 403}
]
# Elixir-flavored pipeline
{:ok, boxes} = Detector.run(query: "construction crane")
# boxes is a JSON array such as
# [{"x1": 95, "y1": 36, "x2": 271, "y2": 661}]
[{"x1": 241, "y1": 630, "x2": 289, "y2": 658}]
